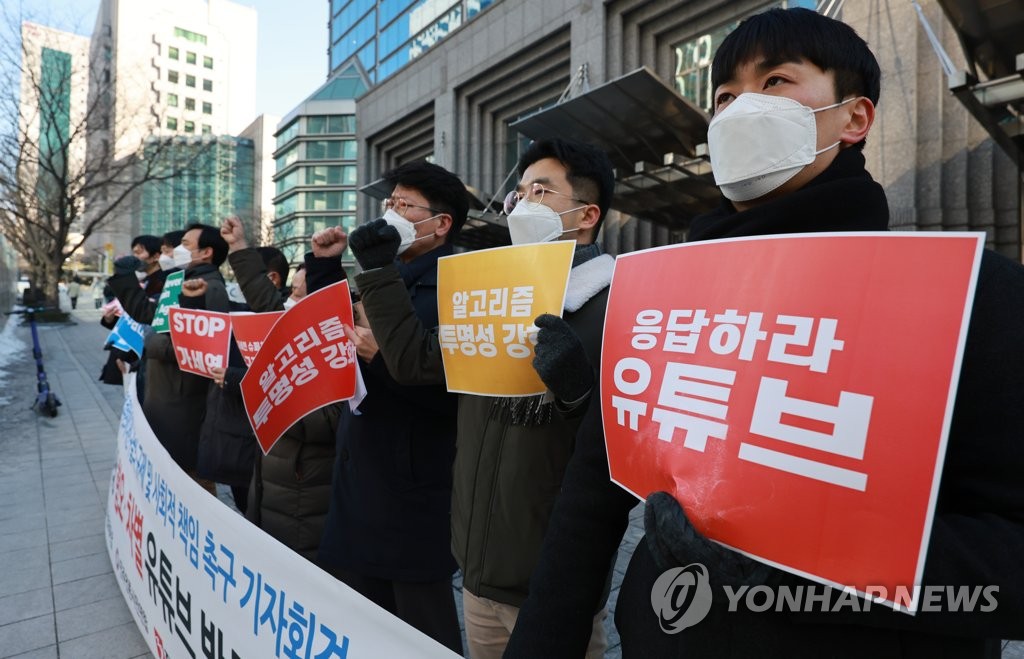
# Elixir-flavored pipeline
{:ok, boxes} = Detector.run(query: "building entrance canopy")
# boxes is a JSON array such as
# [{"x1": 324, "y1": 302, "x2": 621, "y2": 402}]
[
  {"x1": 938, "y1": 0, "x2": 1024, "y2": 167},
  {"x1": 510, "y1": 67, "x2": 720, "y2": 229}
]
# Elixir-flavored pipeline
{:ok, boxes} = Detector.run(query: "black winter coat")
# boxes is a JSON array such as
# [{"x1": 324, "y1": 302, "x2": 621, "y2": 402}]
[
  {"x1": 225, "y1": 248, "x2": 339, "y2": 562},
  {"x1": 305, "y1": 246, "x2": 459, "y2": 581}
]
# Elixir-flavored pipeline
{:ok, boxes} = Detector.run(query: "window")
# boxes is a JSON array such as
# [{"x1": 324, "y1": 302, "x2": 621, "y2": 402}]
[
  {"x1": 203, "y1": 79, "x2": 213, "y2": 92},
  {"x1": 184, "y1": 120, "x2": 195, "y2": 133},
  {"x1": 167, "y1": 93, "x2": 178, "y2": 107},
  {"x1": 202, "y1": 102, "x2": 212, "y2": 114},
  {"x1": 305, "y1": 165, "x2": 357, "y2": 186},
  {"x1": 166, "y1": 117, "x2": 178, "y2": 130},
  {"x1": 174, "y1": 27, "x2": 208, "y2": 45},
  {"x1": 275, "y1": 145, "x2": 298, "y2": 171},
  {"x1": 203, "y1": 56, "x2": 213, "y2": 69},
  {"x1": 305, "y1": 139, "x2": 357, "y2": 160},
  {"x1": 307, "y1": 115, "x2": 356, "y2": 134},
  {"x1": 202, "y1": 124, "x2": 212, "y2": 135},
  {"x1": 276, "y1": 120, "x2": 299, "y2": 148},
  {"x1": 168, "y1": 70, "x2": 178, "y2": 83},
  {"x1": 185, "y1": 97, "x2": 195, "y2": 111},
  {"x1": 186, "y1": 74, "x2": 196, "y2": 88},
  {"x1": 168, "y1": 46, "x2": 179, "y2": 60},
  {"x1": 186, "y1": 51, "x2": 196, "y2": 65}
]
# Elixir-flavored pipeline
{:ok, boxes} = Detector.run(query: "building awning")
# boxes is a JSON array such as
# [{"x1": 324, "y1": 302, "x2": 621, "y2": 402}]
[
  {"x1": 510, "y1": 67, "x2": 720, "y2": 229},
  {"x1": 938, "y1": 0, "x2": 1024, "y2": 167}
]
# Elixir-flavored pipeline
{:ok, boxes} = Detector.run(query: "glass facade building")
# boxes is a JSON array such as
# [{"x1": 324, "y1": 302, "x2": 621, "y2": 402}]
[
  {"x1": 139, "y1": 135, "x2": 256, "y2": 238},
  {"x1": 272, "y1": 68, "x2": 366, "y2": 266},
  {"x1": 329, "y1": 0, "x2": 496, "y2": 83}
]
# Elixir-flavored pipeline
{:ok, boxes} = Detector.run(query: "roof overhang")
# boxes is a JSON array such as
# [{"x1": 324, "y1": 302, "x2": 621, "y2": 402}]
[
  {"x1": 938, "y1": 0, "x2": 1024, "y2": 167},
  {"x1": 510, "y1": 67, "x2": 719, "y2": 229}
]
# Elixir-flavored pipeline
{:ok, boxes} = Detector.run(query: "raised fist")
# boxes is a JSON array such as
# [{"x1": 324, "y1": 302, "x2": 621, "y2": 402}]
[
  {"x1": 311, "y1": 226, "x2": 349, "y2": 259},
  {"x1": 220, "y1": 216, "x2": 249, "y2": 253}
]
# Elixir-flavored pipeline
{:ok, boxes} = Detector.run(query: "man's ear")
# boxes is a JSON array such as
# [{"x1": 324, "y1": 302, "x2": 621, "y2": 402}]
[
  {"x1": 434, "y1": 214, "x2": 453, "y2": 239},
  {"x1": 578, "y1": 204, "x2": 601, "y2": 232},
  {"x1": 267, "y1": 271, "x2": 282, "y2": 288},
  {"x1": 841, "y1": 97, "x2": 875, "y2": 146}
]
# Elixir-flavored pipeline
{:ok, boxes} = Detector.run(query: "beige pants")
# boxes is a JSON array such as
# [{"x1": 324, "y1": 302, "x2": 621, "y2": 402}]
[{"x1": 462, "y1": 589, "x2": 607, "y2": 659}]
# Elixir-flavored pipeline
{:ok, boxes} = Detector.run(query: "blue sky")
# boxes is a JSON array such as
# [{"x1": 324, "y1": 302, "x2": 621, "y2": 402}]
[{"x1": 13, "y1": 0, "x2": 329, "y2": 118}]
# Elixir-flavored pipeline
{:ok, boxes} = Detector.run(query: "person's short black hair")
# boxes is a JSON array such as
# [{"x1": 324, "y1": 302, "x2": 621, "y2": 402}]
[
  {"x1": 711, "y1": 8, "x2": 881, "y2": 150},
  {"x1": 381, "y1": 161, "x2": 469, "y2": 244},
  {"x1": 184, "y1": 222, "x2": 228, "y2": 267},
  {"x1": 517, "y1": 139, "x2": 616, "y2": 236},
  {"x1": 162, "y1": 230, "x2": 185, "y2": 249},
  {"x1": 131, "y1": 234, "x2": 161, "y2": 257},
  {"x1": 256, "y1": 246, "x2": 289, "y2": 286}
]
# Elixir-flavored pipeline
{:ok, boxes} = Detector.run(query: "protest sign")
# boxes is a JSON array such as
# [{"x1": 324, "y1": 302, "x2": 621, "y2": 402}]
[
  {"x1": 108, "y1": 373, "x2": 458, "y2": 658},
  {"x1": 168, "y1": 307, "x2": 233, "y2": 378},
  {"x1": 600, "y1": 233, "x2": 984, "y2": 612},
  {"x1": 106, "y1": 313, "x2": 147, "y2": 357},
  {"x1": 231, "y1": 311, "x2": 284, "y2": 367},
  {"x1": 436, "y1": 241, "x2": 574, "y2": 396},
  {"x1": 151, "y1": 271, "x2": 185, "y2": 333},
  {"x1": 240, "y1": 280, "x2": 356, "y2": 454}
]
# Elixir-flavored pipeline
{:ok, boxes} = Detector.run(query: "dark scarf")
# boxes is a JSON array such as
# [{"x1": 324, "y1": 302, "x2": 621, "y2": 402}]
[
  {"x1": 688, "y1": 148, "x2": 890, "y2": 242},
  {"x1": 496, "y1": 242, "x2": 604, "y2": 427}
]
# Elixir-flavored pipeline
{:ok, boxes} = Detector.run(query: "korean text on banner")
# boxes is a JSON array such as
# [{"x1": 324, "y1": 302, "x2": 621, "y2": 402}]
[
  {"x1": 168, "y1": 307, "x2": 233, "y2": 379},
  {"x1": 106, "y1": 313, "x2": 147, "y2": 357},
  {"x1": 231, "y1": 311, "x2": 283, "y2": 366},
  {"x1": 151, "y1": 270, "x2": 185, "y2": 333},
  {"x1": 107, "y1": 373, "x2": 459, "y2": 658},
  {"x1": 600, "y1": 233, "x2": 983, "y2": 613},
  {"x1": 436, "y1": 241, "x2": 575, "y2": 396},
  {"x1": 240, "y1": 280, "x2": 356, "y2": 454}
]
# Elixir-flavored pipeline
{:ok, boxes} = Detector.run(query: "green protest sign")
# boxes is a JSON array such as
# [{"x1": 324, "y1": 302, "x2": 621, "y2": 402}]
[{"x1": 151, "y1": 270, "x2": 185, "y2": 333}]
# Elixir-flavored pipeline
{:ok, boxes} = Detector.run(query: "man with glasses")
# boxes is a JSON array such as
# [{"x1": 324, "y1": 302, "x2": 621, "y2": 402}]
[
  {"x1": 303, "y1": 160, "x2": 467, "y2": 653},
  {"x1": 345, "y1": 139, "x2": 616, "y2": 658}
]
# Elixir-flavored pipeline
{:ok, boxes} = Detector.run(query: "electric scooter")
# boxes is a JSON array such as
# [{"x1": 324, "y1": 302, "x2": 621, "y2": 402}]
[{"x1": 5, "y1": 306, "x2": 61, "y2": 417}]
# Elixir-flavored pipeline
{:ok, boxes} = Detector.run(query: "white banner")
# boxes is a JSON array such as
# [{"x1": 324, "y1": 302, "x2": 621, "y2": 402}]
[{"x1": 106, "y1": 374, "x2": 458, "y2": 659}]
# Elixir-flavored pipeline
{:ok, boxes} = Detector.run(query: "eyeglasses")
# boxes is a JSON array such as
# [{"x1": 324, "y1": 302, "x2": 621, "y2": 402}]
[
  {"x1": 503, "y1": 182, "x2": 590, "y2": 215},
  {"x1": 381, "y1": 196, "x2": 443, "y2": 217}
]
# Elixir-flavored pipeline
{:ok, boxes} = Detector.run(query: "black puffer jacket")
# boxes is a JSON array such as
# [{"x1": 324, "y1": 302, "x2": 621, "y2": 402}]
[{"x1": 227, "y1": 248, "x2": 338, "y2": 562}]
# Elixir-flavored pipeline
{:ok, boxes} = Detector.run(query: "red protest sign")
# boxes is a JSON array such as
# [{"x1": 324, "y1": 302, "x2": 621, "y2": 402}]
[
  {"x1": 168, "y1": 307, "x2": 233, "y2": 379},
  {"x1": 240, "y1": 280, "x2": 357, "y2": 454},
  {"x1": 601, "y1": 233, "x2": 983, "y2": 612},
  {"x1": 231, "y1": 311, "x2": 283, "y2": 366}
]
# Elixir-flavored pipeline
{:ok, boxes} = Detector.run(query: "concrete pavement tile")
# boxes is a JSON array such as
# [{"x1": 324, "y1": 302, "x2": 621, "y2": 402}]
[
  {"x1": 0, "y1": 614, "x2": 56, "y2": 657},
  {"x1": 0, "y1": 565, "x2": 51, "y2": 599},
  {"x1": 48, "y1": 534, "x2": 106, "y2": 563},
  {"x1": 0, "y1": 528, "x2": 47, "y2": 553},
  {"x1": 7, "y1": 645, "x2": 58, "y2": 659},
  {"x1": 0, "y1": 515, "x2": 47, "y2": 534},
  {"x1": 43, "y1": 518, "x2": 104, "y2": 544},
  {"x1": 51, "y1": 552, "x2": 112, "y2": 585},
  {"x1": 57, "y1": 621, "x2": 148, "y2": 659},
  {"x1": 1005, "y1": 641, "x2": 1024, "y2": 658},
  {"x1": 52, "y1": 573, "x2": 122, "y2": 612},
  {"x1": 55, "y1": 595, "x2": 133, "y2": 642},
  {"x1": 0, "y1": 545, "x2": 49, "y2": 573},
  {"x1": 0, "y1": 586, "x2": 54, "y2": 627}
]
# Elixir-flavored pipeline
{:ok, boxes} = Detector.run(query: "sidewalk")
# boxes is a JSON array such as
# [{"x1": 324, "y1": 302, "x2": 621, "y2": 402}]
[
  {"x1": 0, "y1": 308, "x2": 149, "y2": 658},
  {"x1": 0, "y1": 309, "x2": 1019, "y2": 659}
]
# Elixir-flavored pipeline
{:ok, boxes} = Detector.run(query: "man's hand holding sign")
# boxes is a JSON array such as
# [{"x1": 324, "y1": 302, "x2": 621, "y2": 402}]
[{"x1": 168, "y1": 278, "x2": 233, "y2": 379}]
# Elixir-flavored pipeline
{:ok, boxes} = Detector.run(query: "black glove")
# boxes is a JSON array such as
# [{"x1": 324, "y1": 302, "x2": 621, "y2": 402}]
[
  {"x1": 645, "y1": 491, "x2": 773, "y2": 587},
  {"x1": 531, "y1": 313, "x2": 593, "y2": 402},
  {"x1": 349, "y1": 218, "x2": 400, "y2": 270},
  {"x1": 113, "y1": 255, "x2": 143, "y2": 277}
]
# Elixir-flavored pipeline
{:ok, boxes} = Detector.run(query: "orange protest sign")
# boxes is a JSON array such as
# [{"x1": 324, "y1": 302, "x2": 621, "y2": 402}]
[
  {"x1": 437, "y1": 241, "x2": 575, "y2": 396},
  {"x1": 168, "y1": 307, "x2": 233, "y2": 379},
  {"x1": 230, "y1": 311, "x2": 283, "y2": 367},
  {"x1": 240, "y1": 281, "x2": 357, "y2": 454},
  {"x1": 601, "y1": 233, "x2": 984, "y2": 613}
]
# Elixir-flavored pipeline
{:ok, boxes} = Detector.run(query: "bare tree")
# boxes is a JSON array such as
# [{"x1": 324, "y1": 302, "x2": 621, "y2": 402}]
[{"x1": 0, "y1": 9, "x2": 215, "y2": 307}]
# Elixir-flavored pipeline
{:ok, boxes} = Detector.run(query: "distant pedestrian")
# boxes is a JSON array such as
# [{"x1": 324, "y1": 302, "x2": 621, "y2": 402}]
[
  {"x1": 92, "y1": 279, "x2": 103, "y2": 308},
  {"x1": 68, "y1": 279, "x2": 81, "y2": 309}
]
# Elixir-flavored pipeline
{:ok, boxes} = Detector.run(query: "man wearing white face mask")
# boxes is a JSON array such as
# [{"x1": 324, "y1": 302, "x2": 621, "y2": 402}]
[
  {"x1": 301, "y1": 161, "x2": 468, "y2": 652},
  {"x1": 345, "y1": 139, "x2": 616, "y2": 659},
  {"x1": 506, "y1": 8, "x2": 1024, "y2": 659}
]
